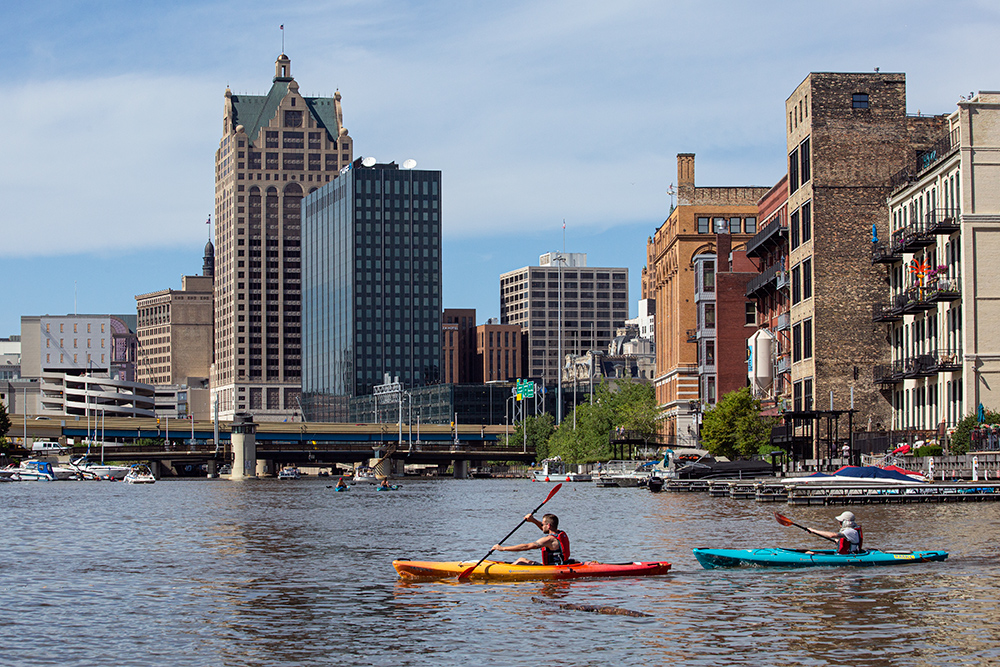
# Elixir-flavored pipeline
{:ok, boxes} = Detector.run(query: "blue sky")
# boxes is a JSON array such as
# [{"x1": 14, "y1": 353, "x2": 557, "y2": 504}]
[{"x1": 2, "y1": 1, "x2": 1000, "y2": 336}]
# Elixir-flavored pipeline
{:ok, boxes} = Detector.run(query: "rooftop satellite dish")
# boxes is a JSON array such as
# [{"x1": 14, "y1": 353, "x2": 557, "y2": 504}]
[
  {"x1": 402, "y1": 159, "x2": 417, "y2": 170},
  {"x1": 361, "y1": 156, "x2": 377, "y2": 167}
]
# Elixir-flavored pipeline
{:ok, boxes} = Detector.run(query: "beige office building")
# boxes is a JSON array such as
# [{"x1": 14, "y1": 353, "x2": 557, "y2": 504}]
[
  {"x1": 213, "y1": 54, "x2": 354, "y2": 420},
  {"x1": 500, "y1": 253, "x2": 628, "y2": 390}
]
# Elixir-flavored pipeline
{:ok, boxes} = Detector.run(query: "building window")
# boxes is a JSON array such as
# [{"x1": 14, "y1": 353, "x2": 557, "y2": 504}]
[
  {"x1": 744, "y1": 217, "x2": 757, "y2": 234},
  {"x1": 698, "y1": 217, "x2": 710, "y2": 234},
  {"x1": 284, "y1": 111, "x2": 303, "y2": 128},
  {"x1": 800, "y1": 137, "x2": 811, "y2": 184},
  {"x1": 801, "y1": 201, "x2": 812, "y2": 244},
  {"x1": 802, "y1": 258, "x2": 812, "y2": 299},
  {"x1": 792, "y1": 323, "x2": 802, "y2": 362},
  {"x1": 745, "y1": 302, "x2": 756, "y2": 326},
  {"x1": 803, "y1": 317, "x2": 813, "y2": 359},
  {"x1": 791, "y1": 264, "x2": 801, "y2": 304},
  {"x1": 789, "y1": 147, "x2": 800, "y2": 192},
  {"x1": 790, "y1": 209, "x2": 800, "y2": 249},
  {"x1": 704, "y1": 303, "x2": 716, "y2": 329},
  {"x1": 702, "y1": 261, "x2": 715, "y2": 293},
  {"x1": 852, "y1": 93, "x2": 869, "y2": 109},
  {"x1": 729, "y1": 217, "x2": 741, "y2": 234}
]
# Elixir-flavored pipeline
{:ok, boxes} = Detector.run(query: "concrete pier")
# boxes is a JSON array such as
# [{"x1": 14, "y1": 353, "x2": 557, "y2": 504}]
[{"x1": 230, "y1": 413, "x2": 257, "y2": 480}]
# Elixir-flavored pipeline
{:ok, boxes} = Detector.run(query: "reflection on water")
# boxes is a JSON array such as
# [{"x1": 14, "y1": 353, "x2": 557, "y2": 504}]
[{"x1": 0, "y1": 478, "x2": 998, "y2": 666}]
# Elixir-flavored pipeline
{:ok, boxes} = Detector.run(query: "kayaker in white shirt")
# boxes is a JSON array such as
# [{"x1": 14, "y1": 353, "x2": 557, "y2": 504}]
[{"x1": 807, "y1": 511, "x2": 864, "y2": 554}]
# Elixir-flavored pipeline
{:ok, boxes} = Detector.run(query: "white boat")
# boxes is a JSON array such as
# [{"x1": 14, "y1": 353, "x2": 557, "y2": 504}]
[
  {"x1": 592, "y1": 460, "x2": 655, "y2": 488},
  {"x1": 277, "y1": 466, "x2": 301, "y2": 480},
  {"x1": 69, "y1": 457, "x2": 130, "y2": 481},
  {"x1": 353, "y1": 466, "x2": 380, "y2": 484},
  {"x1": 124, "y1": 464, "x2": 156, "y2": 484},
  {"x1": 2, "y1": 460, "x2": 58, "y2": 481},
  {"x1": 530, "y1": 457, "x2": 592, "y2": 483}
]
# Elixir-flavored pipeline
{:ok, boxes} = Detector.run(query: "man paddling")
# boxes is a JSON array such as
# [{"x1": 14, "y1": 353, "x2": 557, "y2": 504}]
[
  {"x1": 807, "y1": 511, "x2": 864, "y2": 554},
  {"x1": 493, "y1": 513, "x2": 570, "y2": 565}
]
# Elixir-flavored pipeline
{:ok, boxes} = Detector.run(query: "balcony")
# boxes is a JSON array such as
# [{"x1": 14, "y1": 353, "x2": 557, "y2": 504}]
[
  {"x1": 926, "y1": 208, "x2": 961, "y2": 235},
  {"x1": 891, "y1": 222, "x2": 934, "y2": 254},
  {"x1": 746, "y1": 220, "x2": 787, "y2": 258},
  {"x1": 774, "y1": 312, "x2": 790, "y2": 332},
  {"x1": 775, "y1": 270, "x2": 790, "y2": 290},
  {"x1": 873, "y1": 361, "x2": 904, "y2": 385},
  {"x1": 900, "y1": 287, "x2": 936, "y2": 314},
  {"x1": 888, "y1": 128, "x2": 961, "y2": 193},
  {"x1": 902, "y1": 354, "x2": 936, "y2": 378},
  {"x1": 776, "y1": 355, "x2": 791, "y2": 374},
  {"x1": 927, "y1": 348, "x2": 962, "y2": 373},
  {"x1": 926, "y1": 274, "x2": 961, "y2": 303},
  {"x1": 686, "y1": 329, "x2": 699, "y2": 343},
  {"x1": 872, "y1": 302, "x2": 903, "y2": 323},
  {"x1": 746, "y1": 262, "x2": 785, "y2": 297},
  {"x1": 871, "y1": 241, "x2": 901, "y2": 265}
]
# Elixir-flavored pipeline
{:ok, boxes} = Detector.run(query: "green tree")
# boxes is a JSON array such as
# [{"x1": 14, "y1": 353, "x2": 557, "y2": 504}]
[
  {"x1": 510, "y1": 413, "x2": 555, "y2": 462},
  {"x1": 950, "y1": 409, "x2": 1000, "y2": 455},
  {"x1": 700, "y1": 386, "x2": 777, "y2": 459},
  {"x1": 0, "y1": 401, "x2": 11, "y2": 448}
]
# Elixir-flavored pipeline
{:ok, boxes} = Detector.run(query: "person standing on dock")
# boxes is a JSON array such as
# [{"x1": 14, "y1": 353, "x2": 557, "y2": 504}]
[{"x1": 808, "y1": 511, "x2": 864, "y2": 554}]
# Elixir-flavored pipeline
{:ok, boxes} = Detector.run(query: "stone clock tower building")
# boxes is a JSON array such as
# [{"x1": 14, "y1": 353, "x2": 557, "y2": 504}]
[{"x1": 212, "y1": 54, "x2": 354, "y2": 420}]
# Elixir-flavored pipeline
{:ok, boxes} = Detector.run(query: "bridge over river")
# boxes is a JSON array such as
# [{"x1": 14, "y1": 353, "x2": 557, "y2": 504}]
[{"x1": 8, "y1": 416, "x2": 535, "y2": 477}]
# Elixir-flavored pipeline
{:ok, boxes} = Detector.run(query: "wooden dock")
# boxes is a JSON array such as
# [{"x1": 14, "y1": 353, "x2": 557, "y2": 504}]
[{"x1": 663, "y1": 478, "x2": 1000, "y2": 505}]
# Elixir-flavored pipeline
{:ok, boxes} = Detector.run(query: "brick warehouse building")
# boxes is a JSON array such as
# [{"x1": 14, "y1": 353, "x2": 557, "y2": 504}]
[
  {"x1": 782, "y1": 72, "x2": 946, "y2": 455},
  {"x1": 643, "y1": 154, "x2": 768, "y2": 446}
]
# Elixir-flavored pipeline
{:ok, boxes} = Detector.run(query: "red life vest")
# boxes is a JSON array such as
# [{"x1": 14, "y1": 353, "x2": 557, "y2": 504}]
[
  {"x1": 837, "y1": 527, "x2": 864, "y2": 554},
  {"x1": 541, "y1": 530, "x2": 570, "y2": 565}
]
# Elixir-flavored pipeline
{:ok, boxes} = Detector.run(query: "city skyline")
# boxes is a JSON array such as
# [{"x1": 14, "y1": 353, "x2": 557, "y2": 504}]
[{"x1": 3, "y1": 1, "x2": 1000, "y2": 335}]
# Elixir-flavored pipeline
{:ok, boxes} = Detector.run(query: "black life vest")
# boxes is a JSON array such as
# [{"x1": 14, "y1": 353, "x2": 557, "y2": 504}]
[{"x1": 541, "y1": 530, "x2": 570, "y2": 565}]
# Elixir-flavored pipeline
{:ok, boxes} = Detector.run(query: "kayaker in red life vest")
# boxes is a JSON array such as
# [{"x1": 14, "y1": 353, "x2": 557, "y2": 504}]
[
  {"x1": 493, "y1": 513, "x2": 571, "y2": 565},
  {"x1": 807, "y1": 511, "x2": 864, "y2": 554}
]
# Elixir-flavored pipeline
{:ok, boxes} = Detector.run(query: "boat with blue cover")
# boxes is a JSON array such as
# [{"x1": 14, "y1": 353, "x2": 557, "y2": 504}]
[{"x1": 693, "y1": 547, "x2": 949, "y2": 569}]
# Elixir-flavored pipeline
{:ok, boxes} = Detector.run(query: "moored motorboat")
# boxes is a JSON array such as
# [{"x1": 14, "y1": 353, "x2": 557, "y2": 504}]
[
  {"x1": 69, "y1": 457, "x2": 130, "y2": 480},
  {"x1": 2, "y1": 460, "x2": 59, "y2": 481},
  {"x1": 530, "y1": 457, "x2": 592, "y2": 482},
  {"x1": 124, "y1": 464, "x2": 156, "y2": 484},
  {"x1": 393, "y1": 559, "x2": 672, "y2": 581},
  {"x1": 692, "y1": 547, "x2": 949, "y2": 569},
  {"x1": 277, "y1": 466, "x2": 301, "y2": 480}
]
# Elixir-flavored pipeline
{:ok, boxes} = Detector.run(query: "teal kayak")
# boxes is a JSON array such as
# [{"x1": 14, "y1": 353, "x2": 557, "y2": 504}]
[{"x1": 693, "y1": 547, "x2": 948, "y2": 569}]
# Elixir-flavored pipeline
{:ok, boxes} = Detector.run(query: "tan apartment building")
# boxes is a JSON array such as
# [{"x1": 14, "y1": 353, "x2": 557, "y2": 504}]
[
  {"x1": 643, "y1": 154, "x2": 768, "y2": 446},
  {"x1": 874, "y1": 91, "x2": 1000, "y2": 432},
  {"x1": 213, "y1": 54, "x2": 354, "y2": 420}
]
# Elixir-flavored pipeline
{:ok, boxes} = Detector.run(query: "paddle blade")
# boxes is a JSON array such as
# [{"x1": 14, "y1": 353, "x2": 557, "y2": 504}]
[
  {"x1": 544, "y1": 482, "x2": 563, "y2": 504},
  {"x1": 457, "y1": 560, "x2": 481, "y2": 580},
  {"x1": 774, "y1": 512, "x2": 795, "y2": 527}
]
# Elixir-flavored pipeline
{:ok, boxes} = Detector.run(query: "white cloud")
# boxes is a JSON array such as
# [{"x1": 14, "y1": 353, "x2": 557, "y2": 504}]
[{"x1": 0, "y1": 74, "x2": 218, "y2": 258}]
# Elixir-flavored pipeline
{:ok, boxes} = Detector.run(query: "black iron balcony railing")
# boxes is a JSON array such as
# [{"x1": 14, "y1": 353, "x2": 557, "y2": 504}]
[
  {"x1": 873, "y1": 360, "x2": 904, "y2": 385},
  {"x1": 872, "y1": 302, "x2": 904, "y2": 323},
  {"x1": 891, "y1": 220, "x2": 935, "y2": 254},
  {"x1": 746, "y1": 220, "x2": 787, "y2": 258},
  {"x1": 871, "y1": 241, "x2": 901, "y2": 265},
  {"x1": 902, "y1": 354, "x2": 936, "y2": 378},
  {"x1": 926, "y1": 348, "x2": 963, "y2": 373},
  {"x1": 888, "y1": 128, "x2": 961, "y2": 192},
  {"x1": 746, "y1": 262, "x2": 784, "y2": 297},
  {"x1": 926, "y1": 274, "x2": 961, "y2": 302},
  {"x1": 926, "y1": 208, "x2": 961, "y2": 234},
  {"x1": 900, "y1": 287, "x2": 936, "y2": 314}
]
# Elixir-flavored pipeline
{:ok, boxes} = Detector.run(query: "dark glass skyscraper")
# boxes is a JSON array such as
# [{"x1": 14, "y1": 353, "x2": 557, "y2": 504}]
[{"x1": 301, "y1": 161, "x2": 442, "y2": 421}]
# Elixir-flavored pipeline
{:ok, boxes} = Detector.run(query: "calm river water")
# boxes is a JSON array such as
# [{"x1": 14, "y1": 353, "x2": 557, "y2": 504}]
[{"x1": 1, "y1": 477, "x2": 998, "y2": 666}]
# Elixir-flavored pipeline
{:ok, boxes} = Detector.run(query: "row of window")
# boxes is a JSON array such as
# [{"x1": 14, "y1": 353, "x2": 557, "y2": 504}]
[
  {"x1": 790, "y1": 258, "x2": 812, "y2": 304},
  {"x1": 696, "y1": 217, "x2": 758, "y2": 235},
  {"x1": 788, "y1": 137, "x2": 811, "y2": 193}
]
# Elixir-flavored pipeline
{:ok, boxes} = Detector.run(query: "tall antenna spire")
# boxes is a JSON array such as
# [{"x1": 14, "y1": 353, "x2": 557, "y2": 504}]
[
  {"x1": 280, "y1": 24, "x2": 284, "y2": 52},
  {"x1": 562, "y1": 218, "x2": 566, "y2": 253}
]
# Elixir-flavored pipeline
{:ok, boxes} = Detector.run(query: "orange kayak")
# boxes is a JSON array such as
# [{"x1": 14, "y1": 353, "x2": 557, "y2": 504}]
[{"x1": 393, "y1": 559, "x2": 672, "y2": 581}]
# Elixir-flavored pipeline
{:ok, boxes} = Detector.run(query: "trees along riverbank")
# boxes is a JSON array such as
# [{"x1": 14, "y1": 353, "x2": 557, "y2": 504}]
[{"x1": 508, "y1": 379, "x2": 659, "y2": 465}]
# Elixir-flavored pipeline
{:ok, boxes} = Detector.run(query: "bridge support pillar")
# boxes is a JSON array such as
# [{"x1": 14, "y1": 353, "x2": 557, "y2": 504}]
[
  {"x1": 453, "y1": 459, "x2": 469, "y2": 479},
  {"x1": 148, "y1": 460, "x2": 161, "y2": 479},
  {"x1": 391, "y1": 459, "x2": 405, "y2": 476},
  {"x1": 206, "y1": 460, "x2": 218, "y2": 478},
  {"x1": 230, "y1": 413, "x2": 257, "y2": 480},
  {"x1": 256, "y1": 459, "x2": 274, "y2": 477}
]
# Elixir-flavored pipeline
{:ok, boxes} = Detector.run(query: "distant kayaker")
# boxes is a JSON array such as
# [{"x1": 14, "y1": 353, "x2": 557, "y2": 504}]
[
  {"x1": 808, "y1": 511, "x2": 864, "y2": 554},
  {"x1": 493, "y1": 513, "x2": 571, "y2": 565}
]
